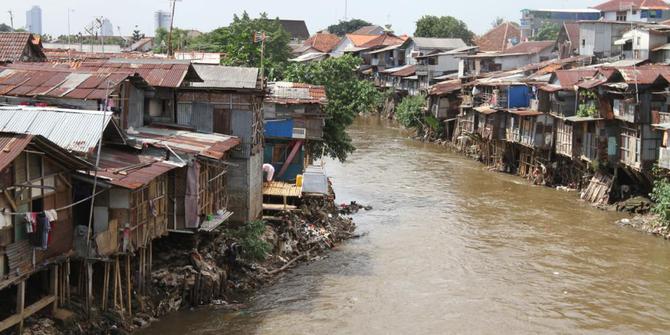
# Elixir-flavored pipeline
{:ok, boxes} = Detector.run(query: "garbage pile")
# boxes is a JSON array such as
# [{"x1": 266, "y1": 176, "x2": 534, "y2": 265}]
[{"x1": 339, "y1": 201, "x2": 372, "y2": 215}]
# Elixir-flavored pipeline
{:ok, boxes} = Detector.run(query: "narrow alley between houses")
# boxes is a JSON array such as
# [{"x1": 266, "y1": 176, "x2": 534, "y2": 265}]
[{"x1": 141, "y1": 117, "x2": 670, "y2": 335}]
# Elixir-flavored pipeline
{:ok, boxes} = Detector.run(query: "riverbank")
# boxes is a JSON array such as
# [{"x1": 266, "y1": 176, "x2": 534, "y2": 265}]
[{"x1": 16, "y1": 194, "x2": 364, "y2": 335}]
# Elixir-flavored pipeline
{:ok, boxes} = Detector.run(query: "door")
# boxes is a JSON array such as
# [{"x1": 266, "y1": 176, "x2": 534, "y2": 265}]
[{"x1": 213, "y1": 108, "x2": 231, "y2": 135}]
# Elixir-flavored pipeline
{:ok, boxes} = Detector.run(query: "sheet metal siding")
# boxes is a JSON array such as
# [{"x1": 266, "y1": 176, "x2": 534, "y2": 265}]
[
  {"x1": 231, "y1": 109, "x2": 253, "y2": 157},
  {"x1": 191, "y1": 103, "x2": 213, "y2": 133},
  {"x1": 177, "y1": 103, "x2": 192, "y2": 126},
  {"x1": 191, "y1": 65, "x2": 260, "y2": 89},
  {"x1": 508, "y1": 86, "x2": 531, "y2": 109},
  {"x1": 128, "y1": 85, "x2": 144, "y2": 129}
]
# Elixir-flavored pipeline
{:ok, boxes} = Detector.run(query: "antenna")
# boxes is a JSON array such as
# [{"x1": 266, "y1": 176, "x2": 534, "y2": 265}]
[
  {"x1": 344, "y1": 0, "x2": 348, "y2": 20},
  {"x1": 7, "y1": 11, "x2": 13, "y2": 30}
]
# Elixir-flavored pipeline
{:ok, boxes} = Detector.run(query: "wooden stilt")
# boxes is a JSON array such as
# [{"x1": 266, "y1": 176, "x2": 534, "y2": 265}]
[
  {"x1": 65, "y1": 259, "x2": 71, "y2": 303},
  {"x1": 51, "y1": 264, "x2": 59, "y2": 313},
  {"x1": 126, "y1": 255, "x2": 132, "y2": 317},
  {"x1": 102, "y1": 262, "x2": 110, "y2": 310},
  {"x1": 86, "y1": 262, "x2": 93, "y2": 315},
  {"x1": 16, "y1": 280, "x2": 25, "y2": 334},
  {"x1": 115, "y1": 256, "x2": 123, "y2": 312}
]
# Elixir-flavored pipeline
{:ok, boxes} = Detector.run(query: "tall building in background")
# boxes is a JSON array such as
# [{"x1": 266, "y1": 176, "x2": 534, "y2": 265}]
[
  {"x1": 154, "y1": 10, "x2": 172, "y2": 32},
  {"x1": 25, "y1": 5, "x2": 42, "y2": 35},
  {"x1": 101, "y1": 18, "x2": 114, "y2": 36}
]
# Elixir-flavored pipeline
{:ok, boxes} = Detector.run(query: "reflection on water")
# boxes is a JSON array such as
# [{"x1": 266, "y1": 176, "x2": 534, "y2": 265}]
[{"x1": 142, "y1": 116, "x2": 670, "y2": 334}]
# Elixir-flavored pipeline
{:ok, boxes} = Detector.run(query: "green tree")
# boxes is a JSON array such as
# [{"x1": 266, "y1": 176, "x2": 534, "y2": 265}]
[
  {"x1": 131, "y1": 27, "x2": 145, "y2": 43},
  {"x1": 283, "y1": 55, "x2": 381, "y2": 162},
  {"x1": 395, "y1": 95, "x2": 427, "y2": 131},
  {"x1": 191, "y1": 12, "x2": 291, "y2": 77},
  {"x1": 531, "y1": 23, "x2": 560, "y2": 41},
  {"x1": 414, "y1": 15, "x2": 474, "y2": 44},
  {"x1": 328, "y1": 19, "x2": 372, "y2": 36},
  {"x1": 491, "y1": 17, "x2": 505, "y2": 28},
  {"x1": 153, "y1": 27, "x2": 191, "y2": 54},
  {"x1": 0, "y1": 23, "x2": 12, "y2": 32}
]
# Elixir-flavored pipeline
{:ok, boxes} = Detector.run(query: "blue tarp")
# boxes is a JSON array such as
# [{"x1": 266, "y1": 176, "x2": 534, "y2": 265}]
[
  {"x1": 264, "y1": 119, "x2": 294, "y2": 138},
  {"x1": 508, "y1": 86, "x2": 531, "y2": 108}
]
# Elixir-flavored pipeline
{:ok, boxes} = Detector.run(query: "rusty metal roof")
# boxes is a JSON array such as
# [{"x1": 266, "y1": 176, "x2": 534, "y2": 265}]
[
  {"x1": 93, "y1": 147, "x2": 179, "y2": 190},
  {"x1": 129, "y1": 126, "x2": 240, "y2": 160},
  {"x1": 555, "y1": 69, "x2": 599, "y2": 90},
  {"x1": 429, "y1": 80, "x2": 462, "y2": 96},
  {"x1": 0, "y1": 132, "x2": 91, "y2": 172},
  {"x1": 0, "y1": 133, "x2": 34, "y2": 171},
  {"x1": 266, "y1": 81, "x2": 327, "y2": 105},
  {"x1": 77, "y1": 59, "x2": 202, "y2": 88},
  {"x1": 0, "y1": 32, "x2": 45, "y2": 63},
  {"x1": 0, "y1": 106, "x2": 116, "y2": 154},
  {"x1": 0, "y1": 65, "x2": 142, "y2": 99}
]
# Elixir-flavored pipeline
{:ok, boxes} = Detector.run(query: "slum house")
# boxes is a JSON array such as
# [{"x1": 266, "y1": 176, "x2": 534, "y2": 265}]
[
  {"x1": 0, "y1": 134, "x2": 92, "y2": 334},
  {"x1": 0, "y1": 32, "x2": 46, "y2": 64},
  {"x1": 263, "y1": 82, "x2": 327, "y2": 182},
  {"x1": 556, "y1": 22, "x2": 581, "y2": 59},
  {"x1": 615, "y1": 24, "x2": 670, "y2": 61},
  {"x1": 263, "y1": 82, "x2": 327, "y2": 212},
  {"x1": 404, "y1": 37, "x2": 467, "y2": 64},
  {"x1": 330, "y1": 34, "x2": 379, "y2": 58},
  {"x1": 176, "y1": 64, "x2": 264, "y2": 224},
  {"x1": 520, "y1": 8, "x2": 601, "y2": 41},
  {"x1": 427, "y1": 80, "x2": 463, "y2": 140},
  {"x1": 376, "y1": 65, "x2": 418, "y2": 95},
  {"x1": 415, "y1": 46, "x2": 479, "y2": 88},
  {"x1": 578, "y1": 20, "x2": 639, "y2": 60},
  {"x1": 0, "y1": 64, "x2": 152, "y2": 134},
  {"x1": 459, "y1": 41, "x2": 556, "y2": 78},
  {"x1": 292, "y1": 32, "x2": 341, "y2": 58},
  {"x1": 356, "y1": 33, "x2": 407, "y2": 78}
]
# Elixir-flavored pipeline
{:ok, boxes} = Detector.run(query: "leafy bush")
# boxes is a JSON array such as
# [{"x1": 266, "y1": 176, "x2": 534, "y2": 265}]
[
  {"x1": 395, "y1": 95, "x2": 427, "y2": 130},
  {"x1": 225, "y1": 220, "x2": 271, "y2": 261},
  {"x1": 651, "y1": 173, "x2": 670, "y2": 226}
]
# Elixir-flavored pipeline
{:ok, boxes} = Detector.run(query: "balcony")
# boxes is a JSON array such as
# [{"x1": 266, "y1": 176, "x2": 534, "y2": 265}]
[{"x1": 550, "y1": 101, "x2": 574, "y2": 117}]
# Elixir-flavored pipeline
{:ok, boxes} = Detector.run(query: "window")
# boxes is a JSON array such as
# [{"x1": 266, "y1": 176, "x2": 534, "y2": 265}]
[
  {"x1": 632, "y1": 10, "x2": 637, "y2": 15},
  {"x1": 582, "y1": 39, "x2": 586, "y2": 47},
  {"x1": 637, "y1": 37, "x2": 642, "y2": 46},
  {"x1": 616, "y1": 11, "x2": 627, "y2": 21}
]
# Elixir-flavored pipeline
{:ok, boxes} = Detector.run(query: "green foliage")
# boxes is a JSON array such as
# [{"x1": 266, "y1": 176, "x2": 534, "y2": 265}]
[
  {"x1": 328, "y1": 19, "x2": 372, "y2": 36},
  {"x1": 0, "y1": 23, "x2": 12, "y2": 32},
  {"x1": 531, "y1": 23, "x2": 560, "y2": 41},
  {"x1": 283, "y1": 55, "x2": 381, "y2": 162},
  {"x1": 396, "y1": 95, "x2": 427, "y2": 130},
  {"x1": 225, "y1": 220, "x2": 271, "y2": 261},
  {"x1": 651, "y1": 173, "x2": 670, "y2": 226},
  {"x1": 191, "y1": 12, "x2": 291, "y2": 76},
  {"x1": 491, "y1": 17, "x2": 505, "y2": 28},
  {"x1": 153, "y1": 27, "x2": 192, "y2": 54},
  {"x1": 131, "y1": 28, "x2": 145, "y2": 43},
  {"x1": 577, "y1": 90, "x2": 598, "y2": 117},
  {"x1": 414, "y1": 15, "x2": 474, "y2": 44}
]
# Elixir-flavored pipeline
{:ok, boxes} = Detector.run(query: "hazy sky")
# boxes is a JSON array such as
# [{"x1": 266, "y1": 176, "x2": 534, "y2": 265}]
[{"x1": 3, "y1": 0, "x2": 606, "y2": 37}]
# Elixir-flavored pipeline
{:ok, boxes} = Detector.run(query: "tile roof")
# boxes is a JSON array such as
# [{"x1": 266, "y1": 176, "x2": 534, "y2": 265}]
[
  {"x1": 592, "y1": 0, "x2": 670, "y2": 11},
  {"x1": 0, "y1": 106, "x2": 117, "y2": 155},
  {"x1": 0, "y1": 64, "x2": 142, "y2": 100},
  {"x1": 278, "y1": 20, "x2": 310, "y2": 40},
  {"x1": 189, "y1": 64, "x2": 260, "y2": 90},
  {"x1": 351, "y1": 25, "x2": 385, "y2": 35},
  {"x1": 360, "y1": 33, "x2": 406, "y2": 49},
  {"x1": 303, "y1": 33, "x2": 341, "y2": 53},
  {"x1": 94, "y1": 147, "x2": 179, "y2": 190},
  {"x1": 0, "y1": 32, "x2": 45, "y2": 63},
  {"x1": 129, "y1": 126, "x2": 240, "y2": 160},
  {"x1": 503, "y1": 40, "x2": 555, "y2": 55},
  {"x1": 266, "y1": 81, "x2": 327, "y2": 105},
  {"x1": 564, "y1": 22, "x2": 580, "y2": 47},
  {"x1": 475, "y1": 22, "x2": 521, "y2": 53},
  {"x1": 345, "y1": 34, "x2": 381, "y2": 47}
]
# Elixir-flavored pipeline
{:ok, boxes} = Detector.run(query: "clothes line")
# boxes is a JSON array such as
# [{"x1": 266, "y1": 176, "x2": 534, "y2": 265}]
[{"x1": 1, "y1": 188, "x2": 107, "y2": 216}]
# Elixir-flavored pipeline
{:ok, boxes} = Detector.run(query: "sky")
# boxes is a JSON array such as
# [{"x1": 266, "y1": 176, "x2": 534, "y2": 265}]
[{"x1": 3, "y1": 0, "x2": 607, "y2": 37}]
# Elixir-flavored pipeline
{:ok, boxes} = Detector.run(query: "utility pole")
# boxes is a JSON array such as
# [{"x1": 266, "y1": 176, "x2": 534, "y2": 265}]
[
  {"x1": 7, "y1": 11, "x2": 14, "y2": 30},
  {"x1": 167, "y1": 0, "x2": 182, "y2": 57},
  {"x1": 344, "y1": 0, "x2": 348, "y2": 20}
]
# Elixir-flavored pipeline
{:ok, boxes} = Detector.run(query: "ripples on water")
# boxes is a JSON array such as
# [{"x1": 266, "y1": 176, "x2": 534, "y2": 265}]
[{"x1": 142, "y1": 116, "x2": 670, "y2": 335}]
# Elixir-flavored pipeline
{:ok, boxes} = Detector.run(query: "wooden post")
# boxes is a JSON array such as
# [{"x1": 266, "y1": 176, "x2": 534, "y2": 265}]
[
  {"x1": 86, "y1": 261, "x2": 93, "y2": 316},
  {"x1": 102, "y1": 262, "x2": 110, "y2": 310},
  {"x1": 126, "y1": 255, "x2": 132, "y2": 317},
  {"x1": 65, "y1": 259, "x2": 71, "y2": 303},
  {"x1": 50, "y1": 264, "x2": 59, "y2": 313},
  {"x1": 16, "y1": 280, "x2": 25, "y2": 334}
]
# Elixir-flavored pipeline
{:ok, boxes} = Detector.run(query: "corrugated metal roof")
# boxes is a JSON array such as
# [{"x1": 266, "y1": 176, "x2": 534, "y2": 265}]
[
  {"x1": 0, "y1": 106, "x2": 114, "y2": 154},
  {"x1": 74, "y1": 59, "x2": 202, "y2": 88},
  {"x1": 190, "y1": 64, "x2": 260, "y2": 89},
  {"x1": 0, "y1": 133, "x2": 33, "y2": 171},
  {"x1": 429, "y1": 79, "x2": 462, "y2": 96},
  {"x1": 93, "y1": 148, "x2": 179, "y2": 190},
  {"x1": 130, "y1": 126, "x2": 240, "y2": 160},
  {"x1": 412, "y1": 37, "x2": 467, "y2": 50},
  {"x1": 266, "y1": 81, "x2": 327, "y2": 105}
]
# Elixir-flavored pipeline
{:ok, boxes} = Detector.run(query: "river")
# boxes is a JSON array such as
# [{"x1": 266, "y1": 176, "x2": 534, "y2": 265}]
[{"x1": 142, "y1": 117, "x2": 670, "y2": 334}]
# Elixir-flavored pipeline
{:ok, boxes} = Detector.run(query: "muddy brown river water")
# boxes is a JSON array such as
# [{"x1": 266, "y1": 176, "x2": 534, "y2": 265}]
[{"x1": 142, "y1": 117, "x2": 670, "y2": 334}]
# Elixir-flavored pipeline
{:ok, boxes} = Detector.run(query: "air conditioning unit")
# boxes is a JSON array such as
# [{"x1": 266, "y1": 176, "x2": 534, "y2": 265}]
[{"x1": 292, "y1": 127, "x2": 307, "y2": 139}]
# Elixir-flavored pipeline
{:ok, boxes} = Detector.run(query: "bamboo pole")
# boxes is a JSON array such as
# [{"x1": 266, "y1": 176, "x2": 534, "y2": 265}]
[
  {"x1": 102, "y1": 262, "x2": 110, "y2": 310},
  {"x1": 66, "y1": 259, "x2": 70, "y2": 303},
  {"x1": 126, "y1": 255, "x2": 132, "y2": 317}
]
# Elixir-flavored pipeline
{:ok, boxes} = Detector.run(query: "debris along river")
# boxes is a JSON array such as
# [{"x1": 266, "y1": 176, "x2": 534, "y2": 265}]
[{"x1": 141, "y1": 116, "x2": 670, "y2": 334}]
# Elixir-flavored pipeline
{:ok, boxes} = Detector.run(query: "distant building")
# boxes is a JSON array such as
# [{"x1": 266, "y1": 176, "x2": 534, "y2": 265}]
[
  {"x1": 592, "y1": 0, "x2": 670, "y2": 23},
  {"x1": 351, "y1": 25, "x2": 386, "y2": 35},
  {"x1": 25, "y1": 6, "x2": 42, "y2": 35},
  {"x1": 520, "y1": 8, "x2": 601, "y2": 40},
  {"x1": 101, "y1": 18, "x2": 114, "y2": 36},
  {"x1": 154, "y1": 10, "x2": 172, "y2": 32},
  {"x1": 278, "y1": 19, "x2": 310, "y2": 42}
]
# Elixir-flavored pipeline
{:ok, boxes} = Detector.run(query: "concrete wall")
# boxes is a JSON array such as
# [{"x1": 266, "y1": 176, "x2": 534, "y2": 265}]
[{"x1": 228, "y1": 152, "x2": 262, "y2": 224}]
